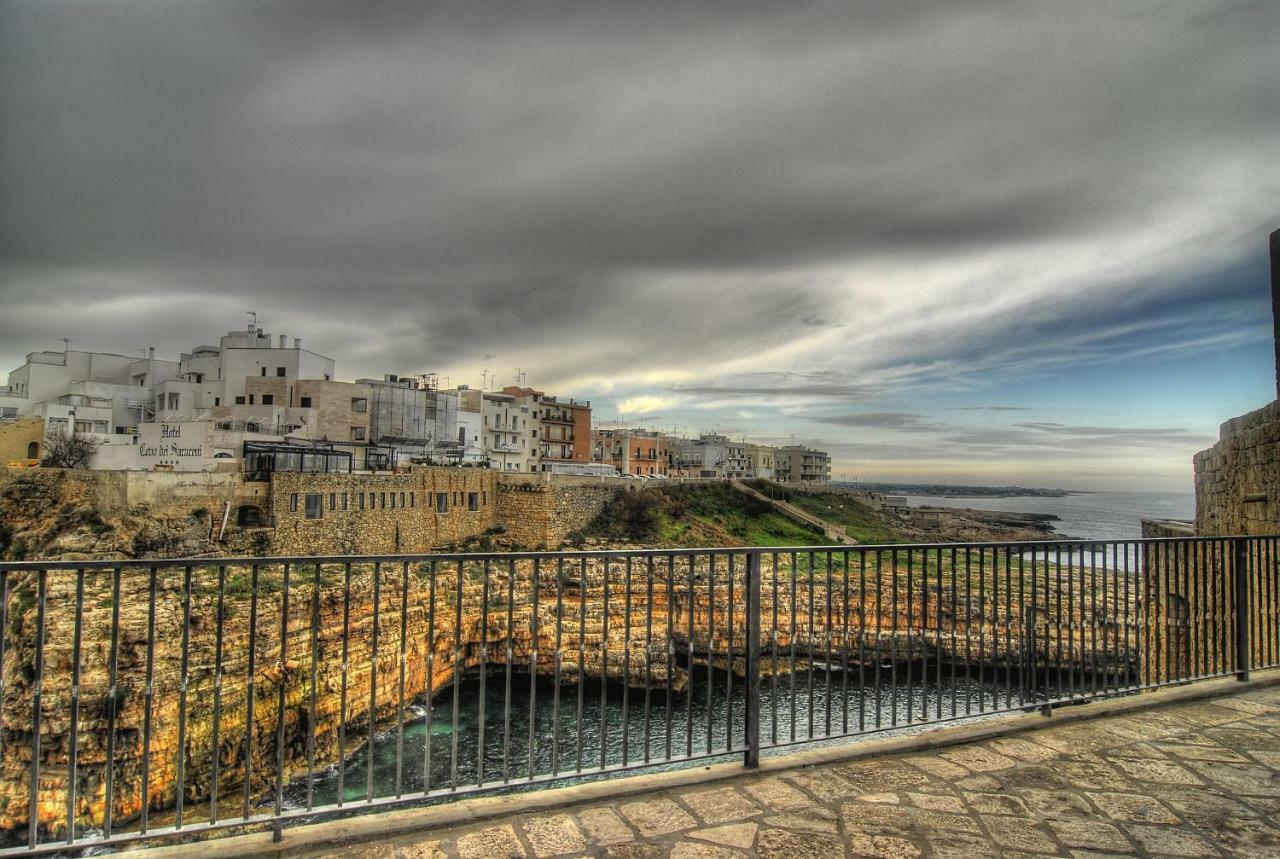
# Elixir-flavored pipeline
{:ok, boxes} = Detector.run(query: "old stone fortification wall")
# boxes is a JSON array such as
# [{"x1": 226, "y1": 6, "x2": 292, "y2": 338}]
[
  {"x1": 269, "y1": 467, "x2": 499, "y2": 554},
  {"x1": 1194, "y1": 399, "x2": 1280, "y2": 536},
  {"x1": 0, "y1": 466, "x2": 259, "y2": 521},
  {"x1": 495, "y1": 473, "x2": 620, "y2": 548},
  {"x1": 0, "y1": 419, "x2": 44, "y2": 464}
]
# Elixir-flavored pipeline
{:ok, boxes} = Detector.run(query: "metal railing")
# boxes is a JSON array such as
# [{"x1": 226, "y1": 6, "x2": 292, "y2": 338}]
[{"x1": 0, "y1": 536, "x2": 1276, "y2": 855}]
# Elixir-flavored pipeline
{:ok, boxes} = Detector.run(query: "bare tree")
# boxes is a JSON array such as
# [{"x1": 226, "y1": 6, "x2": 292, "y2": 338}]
[{"x1": 41, "y1": 429, "x2": 98, "y2": 469}]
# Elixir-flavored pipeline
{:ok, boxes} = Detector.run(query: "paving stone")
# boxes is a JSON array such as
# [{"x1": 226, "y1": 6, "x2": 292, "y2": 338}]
[
  {"x1": 924, "y1": 832, "x2": 1003, "y2": 859},
  {"x1": 905, "y1": 791, "x2": 966, "y2": 813},
  {"x1": 954, "y1": 774, "x2": 1002, "y2": 791},
  {"x1": 1046, "y1": 819, "x2": 1132, "y2": 852},
  {"x1": 755, "y1": 827, "x2": 844, "y2": 859},
  {"x1": 1123, "y1": 823, "x2": 1219, "y2": 856},
  {"x1": 1156, "y1": 740, "x2": 1250, "y2": 762},
  {"x1": 1209, "y1": 816, "x2": 1280, "y2": 858},
  {"x1": 760, "y1": 813, "x2": 839, "y2": 834},
  {"x1": 1014, "y1": 787, "x2": 1096, "y2": 819},
  {"x1": 1248, "y1": 749, "x2": 1280, "y2": 768},
  {"x1": 857, "y1": 791, "x2": 900, "y2": 804},
  {"x1": 966, "y1": 792, "x2": 1029, "y2": 816},
  {"x1": 687, "y1": 822, "x2": 758, "y2": 849},
  {"x1": 669, "y1": 842, "x2": 746, "y2": 859},
  {"x1": 1212, "y1": 697, "x2": 1280, "y2": 716},
  {"x1": 846, "y1": 833, "x2": 923, "y2": 858},
  {"x1": 988, "y1": 736, "x2": 1060, "y2": 762},
  {"x1": 398, "y1": 842, "x2": 448, "y2": 859},
  {"x1": 900, "y1": 754, "x2": 970, "y2": 779},
  {"x1": 1052, "y1": 757, "x2": 1135, "y2": 790},
  {"x1": 602, "y1": 844, "x2": 665, "y2": 859},
  {"x1": 1184, "y1": 759, "x2": 1280, "y2": 795},
  {"x1": 1085, "y1": 791, "x2": 1181, "y2": 824},
  {"x1": 742, "y1": 777, "x2": 812, "y2": 811},
  {"x1": 618, "y1": 797, "x2": 696, "y2": 837},
  {"x1": 939, "y1": 744, "x2": 1017, "y2": 772},
  {"x1": 979, "y1": 816, "x2": 1059, "y2": 854},
  {"x1": 997, "y1": 764, "x2": 1075, "y2": 790},
  {"x1": 783, "y1": 769, "x2": 858, "y2": 802},
  {"x1": 577, "y1": 806, "x2": 635, "y2": 846},
  {"x1": 838, "y1": 758, "x2": 932, "y2": 790},
  {"x1": 1106, "y1": 755, "x2": 1203, "y2": 785},
  {"x1": 839, "y1": 800, "x2": 914, "y2": 836},
  {"x1": 455, "y1": 824, "x2": 526, "y2": 859},
  {"x1": 522, "y1": 813, "x2": 587, "y2": 856},
  {"x1": 677, "y1": 786, "x2": 760, "y2": 824}
]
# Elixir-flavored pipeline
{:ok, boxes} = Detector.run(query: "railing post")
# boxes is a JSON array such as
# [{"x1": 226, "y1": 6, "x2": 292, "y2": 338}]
[
  {"x1": 744, "y1": 550, "x2": 761, "y2": 768},
  {"x1": 1234, "y1": 538, "x2": 1250, "y2": 681}
]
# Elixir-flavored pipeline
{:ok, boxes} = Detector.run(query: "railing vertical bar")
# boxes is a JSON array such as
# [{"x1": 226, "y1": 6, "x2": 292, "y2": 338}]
[
  {"x1": 706, "y1": 553, "x2": 715, "y2": 754},
  {"x1": 306, "y1": 564, "x2": 321, "y2": 811},
  {"x1": 807, "y1": 551, "x2": 816, "y2": 737},
  {"x1": 104, "y1": 566, "x2": 122, "y2": 837},
  {"x1": 790, "y1": 551, "x2": 798, "y2": 741},
  {"x1": 857, "y1": 550, "x2": 866, "y2": 733},
  {"x1": 1113, "y1": 543, "x2": 1122, "y2": 692},
  {"x1": 643, "y1": 555, "x2": 653, "y2": 764},
  {"x1": 530, "y1": 557, "x2": 541, "y2": 781},
  {"x1": 273, "y1": 562, "x2": 291, "y2": 837},
  {"x1": 950, "y1": 547, "x2": 958, "y2": 717},
  {"x1": 824, "y1": 552, "x2": 833, "y2": 735},
  {"x1": 601, "y1": 556, "x2": 611, "y2": 769},
  {"x1": 687, "y1": 553, "x2": 695, "y2": 757},
  {"x1": 666, "y1": 555, "x2": 675, "y2": 760},
  {"x1": 919, "y1": 548, "x2": 928, "y2": 724},
  {"x1": 477, "y1": 559, "x2": 489, "y2": 788},
  {"x1": 579, "y1": 556, "x2": 588, "y2": 772},
  {"x1": 503, "y1": 558, "x2": 515, "y2": 783},
  {"x1": 395, "y1": 562, "x2": 410, "y2": 797},
  {"x1": 0, "y1": 571, "x2": 7, "y2": 792},
  {"x1": 842, "y1": 549, "x2": 851, "y2": 735},
  {"x1": 1003, "y1": 547, "x2": 1014, "y2": 710},
  {"x1": 451, "y1": 559, "x2": 463, "y2": 790},
  {"x1": 28, "y1": 568, "x2": 47, "y2": 850},
  {"x1": 622, "y1": 557, "x2": 632, "y2": 766},
  {"x1": 978, "y1": 547, "x2": 987, "y2": 712},
  {"x1": 65, "y1": 568, "x2": 85, "y2": 845},
  {"x1": 875, "y1": 550, "x2": 883, "y2": 730},
  {"x1": 963, "y1": 547, "x2": 972, "y2": 715},
  {"x1": 338, "y1": 562, "x2": 352, "y2": 805},
  {"x1": 425, "y1": 561, "x2": 437, "y2": 793},
  {"x1": 140, "y1": 565, "x2": 158, "y2": 834},
  {"x1": 890, "y1": 548, "x2": 898, "y2": 727},
  {"x1": 552, "y1": 558, "x2": 564, "y2": 777},
  {"x1": 905, "y1": 548, "x2": 914, "y2": 725},
  {"x1": 368, "y1": 561, "x2": 382, "y2": 801},
  {"x1": 1089, "y1": 547, "x2": 1099, "y2": 697},
  {"x1": 727, "y1": 553, "x2": 735, "y2": 750},
  {"x1": 175, "y1": 564, "x2": 193, "y2": 830},
  {"x1": 1124, "y1": 541, "x2": 1134, "y2": 689},
  {"x1": 770, "y1": 551, "x2": 779, "y2": 746},
  {"x1": 1064, "y1": 545, "x2": 1073, "y2": 700},
  {"x1": 744, "y1": 550, "x2": 761, "y2": 767}
]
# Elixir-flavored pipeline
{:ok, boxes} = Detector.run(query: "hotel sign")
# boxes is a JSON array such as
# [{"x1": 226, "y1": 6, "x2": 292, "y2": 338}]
[{"x1": 138, "y1": 422, "x2": 210, "y2": 467}]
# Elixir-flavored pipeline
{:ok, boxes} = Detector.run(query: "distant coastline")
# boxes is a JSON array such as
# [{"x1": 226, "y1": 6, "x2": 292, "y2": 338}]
[{"x1": 841, "y1": 481, "x2": 1079, "y2": 499}]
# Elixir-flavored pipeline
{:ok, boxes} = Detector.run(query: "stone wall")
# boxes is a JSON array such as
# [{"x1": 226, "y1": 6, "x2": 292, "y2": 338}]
[
  {"x1": 269, "y1": 467, "x2": 498, "y2": 554},
  {"x1": 495, "y1": 473, "x2": 621, "y2": 548},
  {"x1": 0, "y1": 419, "x2": 44, "y2": 464},
  {"x1": 1194, "y1": 399, "x2": 1280, "y2": 536}
]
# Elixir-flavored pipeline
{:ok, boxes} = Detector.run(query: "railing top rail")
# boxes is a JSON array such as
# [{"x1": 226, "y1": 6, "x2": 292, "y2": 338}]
[{"x1": 0, "y1": 535, "x2": 1256, "y2": 571}]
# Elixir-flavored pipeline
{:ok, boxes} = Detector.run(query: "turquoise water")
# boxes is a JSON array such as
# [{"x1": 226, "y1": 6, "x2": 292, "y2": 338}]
[{"x1": 903, "y1": 490, "x2": 1195, "y2": 541}]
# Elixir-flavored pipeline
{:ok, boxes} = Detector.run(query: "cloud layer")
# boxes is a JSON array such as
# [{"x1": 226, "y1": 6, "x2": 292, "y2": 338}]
[{"x1": 2, "y1": 1, "x2": 1277, "y2": 489}]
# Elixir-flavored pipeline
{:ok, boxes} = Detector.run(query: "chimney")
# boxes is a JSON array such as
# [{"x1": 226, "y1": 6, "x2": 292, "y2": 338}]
[
  {"x1": 279, "y1": 334, "x2": 286, "y2": 348},
  {"x1": 148, "y1": 346, "x2": 155, "y2": 359},
  {"x1": 294, "y1": 337, "x2": 302, "y2": 349},
  {"x1": 1272, "y1": 228, "x2": 1279, "y2": 401}
]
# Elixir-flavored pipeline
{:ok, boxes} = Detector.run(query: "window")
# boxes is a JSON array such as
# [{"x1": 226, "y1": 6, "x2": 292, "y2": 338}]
[
  {"x1": 342, "y1": 493, "x2": 348, "y2": 511},
  {"x1": 248, "y1": 395, "x2": 255, "y2": 405},
  {"x1": 167, "y1": 392, "x2": 180, "y2": 410},
  {"x1": 262, "y1": 394, "x2": 274, "y2": 405},
  {"x1": 351, "y1": 398, "x2": 368, "y2": 413},
  {"x1": 352, "y1": 427, "x2": 366, "y2": 441},
  {"x1": 214, "y1": 397, "x2": 220, "y2": 406},
  {"x1": 468, "y1": 492, "x2": 479, "y2": 512},
  {"x1": 304, "y1": 494, "x2": 323, "y2": 519},
  {"x1": 300, "y1": 396, "x2": 313, "y2": 408},
  {"x1": 289, "y1": 493, "x2": 298, "y2": 512},
  {"x1": 399, "y1": 491, "x2": 406, "y2": 507},
  {"x1": 359, "y1": 492, "x2": 365, "y2": 510},
  {"x1": 380, "y1": 492, "x2": 386, "y2": 509},
  {"x1": 276, "y1": 367, "x2": 286, "y2": 377},
  {"x1": 235, "y1": 396, "x2": 246, "y2": 405},
  {"x1": 329, "y1": 492, "x2": 336, "y2": 510},
  {"x1": 436, "y1": 492, "x2": 448, "y2": 513},
  {"x1": 369, "y1": 491, "x2": 375, "y2": 509},
  {"x1": 260, "y1": 367, "x2": 267, "y2": 376},
  {"x1": 409, "y1": 492, "x2": 415, "y2": 507},
  {"x1": 390, "y1": 493, "x2": 396, "y2": 509}
]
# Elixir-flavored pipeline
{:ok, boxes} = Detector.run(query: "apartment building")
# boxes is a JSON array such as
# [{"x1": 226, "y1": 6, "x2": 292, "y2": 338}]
[
  {"x1": 592, "y1": 428, "x2": 670, "y2": 476},
  {"x1": 503, "y1": 386, "x2": 592, "y2": 470},
  {"x1": 358, "y1": 374, "x2": 460, "y2": 463},
  {"x1": 743, "y1": 443, "x2": 778, "y2": 480},
  {"x1": 775, "y1": 444, "x2": 832, "y2": 486}
]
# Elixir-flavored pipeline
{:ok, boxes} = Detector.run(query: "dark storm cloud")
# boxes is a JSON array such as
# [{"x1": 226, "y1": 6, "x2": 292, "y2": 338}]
[{"x1": 1, "y1": 0, "x2": 1277, "y2": 417}]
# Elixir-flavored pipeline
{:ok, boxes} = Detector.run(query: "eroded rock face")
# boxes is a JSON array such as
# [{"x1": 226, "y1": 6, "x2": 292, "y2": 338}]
[{"x1": 0, "y1": 553, "x2": 1138, "y2": 838}]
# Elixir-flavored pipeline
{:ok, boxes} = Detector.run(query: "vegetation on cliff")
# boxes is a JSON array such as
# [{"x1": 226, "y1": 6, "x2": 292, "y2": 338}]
[
  {"x1": 573, "y1": 482, "x2": 830, "y2": 547},
  {"x1": 743, "y1": 482, "x2": 909, "y2": 543}
]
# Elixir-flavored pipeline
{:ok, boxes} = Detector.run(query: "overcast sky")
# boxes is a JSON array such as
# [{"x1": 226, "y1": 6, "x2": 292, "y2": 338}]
[{"x1": 2, "y1": 1, "x2": 1277, "y2": 491}]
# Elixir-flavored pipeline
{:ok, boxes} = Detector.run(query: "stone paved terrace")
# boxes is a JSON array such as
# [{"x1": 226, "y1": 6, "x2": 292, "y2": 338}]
[{"x1": 134, "y1": 676, "x2": 1280, "y2": 859}]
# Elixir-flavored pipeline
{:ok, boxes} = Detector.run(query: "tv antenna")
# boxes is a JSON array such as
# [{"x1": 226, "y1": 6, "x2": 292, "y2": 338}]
[
  {"x1": 246, "y1": 310, "x2": 258, "y2": 331},
  {"x1": 513, "y1": 368, "x2": 526, "y2": 386}
]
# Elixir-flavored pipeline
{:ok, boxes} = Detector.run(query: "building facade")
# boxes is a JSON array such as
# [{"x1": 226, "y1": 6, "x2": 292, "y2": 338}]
[{"x1": 775, "y1": 445, "x2": 832, "y2": 485}]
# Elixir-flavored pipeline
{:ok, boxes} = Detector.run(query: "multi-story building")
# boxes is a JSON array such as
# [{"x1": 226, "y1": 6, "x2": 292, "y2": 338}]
[
  {"x1": 502, "y1": 386, "x2": 592, "y2": 471},
  {"x1": 592, "y1": 428, "x2": 670, "y2": 476},
  {"x1": 743, "y1": 443, "x2": 778, "y2": 480},
  {"x1": 775, "y1": 445, "x2": 831, "y2": 486},
  {"x1": 482, "y1": 390, "x2": 536, "y2": 471},
  {"x1": 358, "y1": 374, "x2": 459, "y2": 463},
  {"x1": 671, "y1": 433, "x2": 733, "y2": 478}
]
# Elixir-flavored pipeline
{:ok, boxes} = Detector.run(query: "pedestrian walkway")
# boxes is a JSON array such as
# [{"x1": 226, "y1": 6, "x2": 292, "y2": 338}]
[{"x1": 282, "y1": 682, "x2": 1279, "y2": 858}]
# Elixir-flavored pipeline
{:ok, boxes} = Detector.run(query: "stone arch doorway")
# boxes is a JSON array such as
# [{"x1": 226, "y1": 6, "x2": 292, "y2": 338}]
[
  {"x1": 26, "y1": 441, "x2": 39, "y2": 460},
  {"x1": 237, "y1": 504, "x2": 267, "y2": 527}
]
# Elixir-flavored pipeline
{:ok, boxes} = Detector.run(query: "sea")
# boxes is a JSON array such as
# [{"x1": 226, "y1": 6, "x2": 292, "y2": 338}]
[{"x1": 901, "y1": 490, "x2": 1195, "y2": 542}]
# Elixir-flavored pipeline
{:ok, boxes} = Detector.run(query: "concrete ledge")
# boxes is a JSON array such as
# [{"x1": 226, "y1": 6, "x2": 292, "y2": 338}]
[{"x1": 122, "y1": 669, "x2": 1280, "y2": 858}]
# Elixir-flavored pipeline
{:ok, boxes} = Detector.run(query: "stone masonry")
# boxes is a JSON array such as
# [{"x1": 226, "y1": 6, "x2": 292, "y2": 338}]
[{"x1": 1194, "y1": 399, "x2": 1280, "y2": 537}]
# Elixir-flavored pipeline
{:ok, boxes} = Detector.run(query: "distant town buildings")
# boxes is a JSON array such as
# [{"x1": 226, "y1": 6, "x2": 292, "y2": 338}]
[{"x1": 1, "y1": 323, "x2": 830, "y2": 484}]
